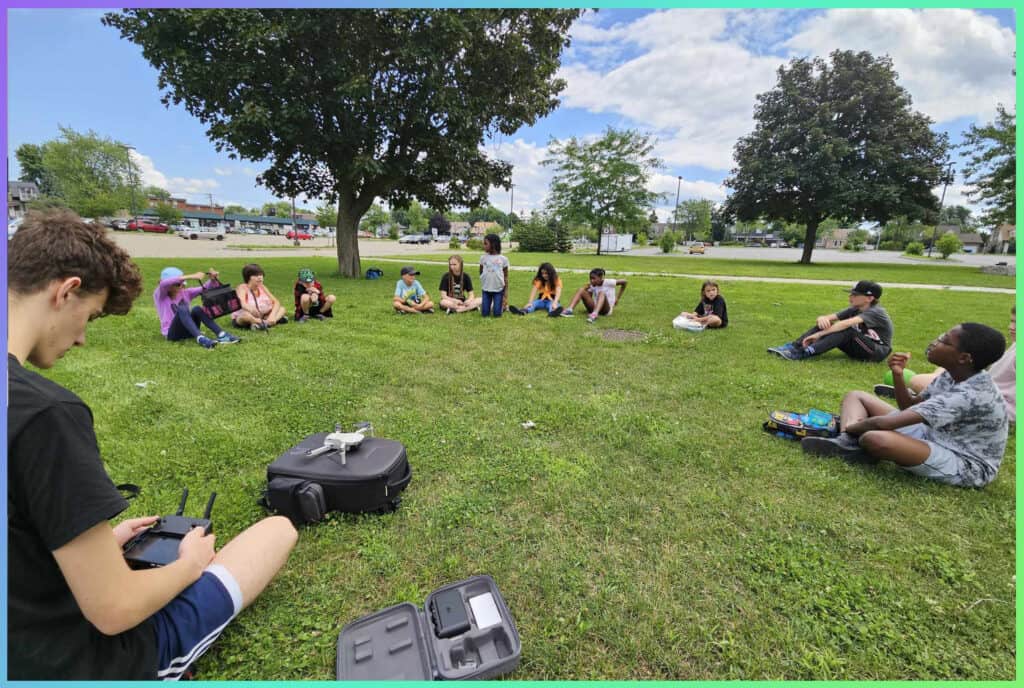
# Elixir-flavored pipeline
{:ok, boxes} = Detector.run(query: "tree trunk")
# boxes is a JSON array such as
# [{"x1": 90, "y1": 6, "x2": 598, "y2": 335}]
[
  {"x1": 800, "y1": 220, "x2": 819, "y2": 264},
  {"x1": 335, "y1": 197, "x2": 362, "y2": 278}
]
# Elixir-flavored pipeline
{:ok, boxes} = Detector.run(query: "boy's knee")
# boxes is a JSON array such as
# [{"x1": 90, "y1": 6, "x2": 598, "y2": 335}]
[
  {"x1": 858, "y1": 430, "x2": 890, "y2": 455},
  {"x1": 263, "y1": 515, "x2": 298, "y2": 549}
]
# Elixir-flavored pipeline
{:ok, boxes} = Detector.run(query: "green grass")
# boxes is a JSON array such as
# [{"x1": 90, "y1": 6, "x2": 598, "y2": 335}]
[
  {"x1": 380, "y1": 251, "x2": 1015, "y2": 289},
  {"x1": 44, "y1": 257, "x2": 1015, "y2": 679}
]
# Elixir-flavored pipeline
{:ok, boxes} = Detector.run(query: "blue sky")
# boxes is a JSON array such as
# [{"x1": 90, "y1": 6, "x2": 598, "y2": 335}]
[{"x1": 7, "y1": 8, "x2": 1016, "y2": 221}]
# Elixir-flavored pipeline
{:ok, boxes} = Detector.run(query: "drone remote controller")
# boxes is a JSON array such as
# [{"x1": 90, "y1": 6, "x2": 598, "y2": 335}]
[{"x1": 122, "y1": 488, "x2": 216, "y2": 569}]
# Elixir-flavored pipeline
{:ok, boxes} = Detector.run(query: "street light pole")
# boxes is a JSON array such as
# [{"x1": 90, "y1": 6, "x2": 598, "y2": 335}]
[
  {"x1": 928, "y1": 161, "x2": 955, "y2": 257},
  {"x1": 673, "y1": 175, "x2": 682, "y2": 240},
  {"x1": 509, "y1": 182, "x2": 514, "y2": 230}
]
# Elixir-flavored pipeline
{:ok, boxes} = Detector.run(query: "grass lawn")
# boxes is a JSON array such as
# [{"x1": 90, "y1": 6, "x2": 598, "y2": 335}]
[
  {"x1": 388, "y1": 251, "x2": 1016, "y2": 289},
  {"x1": 45, "y1": 257, "x2": 1015, "y2": 680}
]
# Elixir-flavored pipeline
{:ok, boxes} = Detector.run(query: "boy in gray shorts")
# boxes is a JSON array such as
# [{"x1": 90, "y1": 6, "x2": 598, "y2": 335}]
[{"x1": 801, "y1": 322, "x2": 1008, "y2": 487}]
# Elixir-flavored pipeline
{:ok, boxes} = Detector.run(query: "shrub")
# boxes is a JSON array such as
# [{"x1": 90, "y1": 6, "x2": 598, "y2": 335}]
[
  {"x1": 514, "y1": 218, "x2": 556, "y2": 252},
  {"x1": 878, "y1": 240, "x2": 901, "y2": 251},
  {"x1": 905, "y1": 241, "x2": 924, "y2": 256},
  {"x1": 388, "y1": 225, "x2": 399, "y2": 240},
  {"x1": 659, "y1": 231, "x2": 677, "y2": 254},
  {"x1": 449, "y1": 237, "x2": 461, "y2": 250},
  {"x1": 936, "y1": 232, "x2": 962, "y2": 259},
  {"x1": 635, "y1": 232, "x2": 648, "y2": 247},
  {"x1": 466, "y1": 237, "x2": 484, "y2": 251}
]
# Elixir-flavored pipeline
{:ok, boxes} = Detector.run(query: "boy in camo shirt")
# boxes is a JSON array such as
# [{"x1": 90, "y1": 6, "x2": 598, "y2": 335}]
[{"x1": 802, "y1": 322, "x2": 1009, "y2": 487}]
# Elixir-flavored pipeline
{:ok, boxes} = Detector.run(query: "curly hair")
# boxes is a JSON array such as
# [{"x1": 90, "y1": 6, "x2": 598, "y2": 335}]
[{"x1": 8, "y1": 210, "x2": 142, "y2": 315}]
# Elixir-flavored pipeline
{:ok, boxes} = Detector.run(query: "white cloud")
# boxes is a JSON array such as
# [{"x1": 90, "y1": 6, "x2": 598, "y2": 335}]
[
  {"x1": 485, "y1": 138, "x2": 554, "y2": 217},
  {"x1": 557, "y1": 8, "x2": 1015, "y2": 175},
  {"x1": 213, "y1": 167, "x2": 232, "y2": 176},
  {"x1": 129, "y1": 149, "x2": 219, "y2": 200},
  {"x1": 783, "y1": 9, "x2": 1016, "y2": 123}
]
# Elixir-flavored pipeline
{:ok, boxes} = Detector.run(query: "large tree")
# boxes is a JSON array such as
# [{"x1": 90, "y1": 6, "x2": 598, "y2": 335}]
[
  {"x1": 103, "y1": 9, "x2": 582, "y2": 276},
  {"x1": 725, "y1": 50, "x2": 949, "y2": 263},
  {"x1": 15, "y1": 127, "x2": 141, "y2": 218},
  {"x1": 674, "y1": 198, "x2": 713, "y2": 241},
  {"x1": 960, "y1": 104, "x2": 1015, "y2": 226},
  {"x1": 543, "y1": 127, "x2": 664, "y2": 255}
]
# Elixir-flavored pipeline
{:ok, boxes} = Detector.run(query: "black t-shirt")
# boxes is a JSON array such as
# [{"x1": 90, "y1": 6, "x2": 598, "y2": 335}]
[
  {"x1": 693, "y1": 295, "x2": 728, "y2": 327},
  {"x1": 7, "y1": 355, "x2": 157, "y2": 680},
  {"x1": 439, "y1": 272, "x2": 474, "y2": 301},
  {"x1": 837, "y1": 304, "x2": 893, "y2": 347}
]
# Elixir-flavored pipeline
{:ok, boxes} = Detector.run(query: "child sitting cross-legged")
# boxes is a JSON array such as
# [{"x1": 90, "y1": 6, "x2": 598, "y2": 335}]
[{"x1": 801, "y1": 322, "x2": 1009, "y2": 488}]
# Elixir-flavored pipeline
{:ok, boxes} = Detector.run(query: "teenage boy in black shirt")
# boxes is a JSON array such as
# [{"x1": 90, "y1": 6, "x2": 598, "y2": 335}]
[
  {"x1": 768, "y1": 280, "x2": 893, "y2": 362},
  {"x1": 7, "y1": 211, "x2": 297, "y2": 680}
]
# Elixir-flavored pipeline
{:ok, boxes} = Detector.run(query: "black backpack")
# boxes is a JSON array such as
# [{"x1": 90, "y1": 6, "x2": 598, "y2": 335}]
[{"x1": 365, "y1": 267, "x2": 384, "y2": 280}]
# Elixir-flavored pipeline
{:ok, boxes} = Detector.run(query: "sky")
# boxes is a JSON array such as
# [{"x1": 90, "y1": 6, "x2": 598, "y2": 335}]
[{"x1": 6, "y1": 7, "x2": 1017, "y2": 223}]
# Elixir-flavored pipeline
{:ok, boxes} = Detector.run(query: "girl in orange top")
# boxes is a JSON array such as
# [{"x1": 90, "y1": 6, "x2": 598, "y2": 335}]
[{"x1": 510, "y1": 262, "x2": 563, "y2": 317}]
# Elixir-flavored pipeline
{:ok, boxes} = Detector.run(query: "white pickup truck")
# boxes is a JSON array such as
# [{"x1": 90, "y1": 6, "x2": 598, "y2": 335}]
[{"x1": 178, "y1": 223, "x2": 226, "y2": 241}]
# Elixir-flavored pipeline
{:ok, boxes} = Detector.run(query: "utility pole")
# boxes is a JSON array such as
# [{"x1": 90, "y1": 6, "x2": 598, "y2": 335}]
[
  {"x1": 292, "y1": 196, "x2": 299, "y2": 246},
  {"x1": 119, "y1": 144, "x2": 137, "y2": 228},
  {"x1": 509, "y1": 182, "x2": 514, "y2": 232},
  {"x1": 928, "y1": 161, "x2": 955, "y2": 257},
  {"x1": 673, "y1": 175, "x2": 682, "y2": 241}
]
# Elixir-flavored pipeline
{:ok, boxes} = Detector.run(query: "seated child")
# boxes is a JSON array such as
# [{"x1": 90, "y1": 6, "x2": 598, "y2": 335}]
[
  {"x1": 232, "y1": 263, "x2": 288, "y2": 330},
  {"x1": 393, "y1": 266, "x2": 434, "y2": 314},
  {"x1": 880, "y1": 307, "x2": 1015, "y2": 422},
  {"x1": 676, "y1": 280, "x2": 728, "y2": 329},
  {"x1": 510, "y1": 262, "x2": 563, "y2": 317},
  {"x1": 801, "y1": 322, "x2": 1009, "y2": 488},
  {"x1": 294, "y1": 268, "x2": 336, "y2": 322},
  {"x1": 561, "y1": 268, "x2": 627, "y2": 323},
  {"x1": 154, "y1": 267, "x2": 241, "y2": 349},
  {"x1": 768, "y1": 280, "x2": 891, "y2": 361},
  {"x1": 439, "y1": 255, "x2": 482, "y2": 314}
]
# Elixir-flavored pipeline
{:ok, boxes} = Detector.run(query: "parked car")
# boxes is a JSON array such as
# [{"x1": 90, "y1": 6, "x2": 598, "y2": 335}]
[
  {"x1": 109, "y1": 218, "x2": 129, "y2": 231},
  {"x1": 398, "y1": 233, "x2": 431, "y2": 244},
  {"x1": 286, "y1": 230, "x2": 313, "y2": 240},
  {"x1": 128, "y1": 219, "x2": 170, "y2": 233},
  {"x1": 179, "y1": 225, "x2": 226, "y2": 241},
  {"x1": 688, "y1": 242, "x2": 706, "y2": 255},
  {"x1": 434, "y1": 234, "x2": 451, "y2": 243},
  {"x1": 8, "y1": 216, "x2": 24, "y2": 240}
]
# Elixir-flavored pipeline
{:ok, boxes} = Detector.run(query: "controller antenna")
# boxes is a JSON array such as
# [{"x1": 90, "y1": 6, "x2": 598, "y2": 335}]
[
  {"x1": 175, "y1": 488, "x2": 189, "y2": 516},
  {"x1": 202, "y1": 492, "x2": 217, "y2": 520}
]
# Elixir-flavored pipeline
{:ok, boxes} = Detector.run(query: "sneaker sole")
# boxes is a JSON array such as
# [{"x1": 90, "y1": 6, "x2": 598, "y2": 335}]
[
  {"x1": 801, "y1": 436, "x2": 868, "y2": 461},
  {"x1": 873, "y1": 384, "x2": 896, "y2": 398}
]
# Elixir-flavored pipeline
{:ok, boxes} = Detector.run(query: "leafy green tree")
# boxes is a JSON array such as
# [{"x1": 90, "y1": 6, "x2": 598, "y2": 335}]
[
  {"x1": 223, "y1": 204, "x2": 249, "y2": 215},
  {"x1": 842, "y1": 228, "x2": 871, "y2": 251},
  {"x1": 879, "y1": 216, "x2": 924, "y2": 250},
  {"x1": 725, "y1": 50, "x2": 949, "y2": 264},
  {"x1": 152, "y1": 202, "x2": 183, "y2": 225},
  {"x1": 710, "y1": 204, "x2": 730, "y2": 242},
  {"x1": 543, "y1": 127, "x2": 664, "y2": 255},
  {"x1": 104, "y1": 9, "x2": 582, "y2": 277},
  {"x1": 550, "y1": 217, "x2": 573, "y2": 253},
  {"x1": 674, "y1": 198, "x2": 713, "y2": 241},
  {"x1": 960, "y1": 104, "x2": 1015, "y2": 226},
  {"x1": 514, "y1": 214, "x2": 556, "y2": 252},
  {"x1": 466, "y1": 205, "x2": 508, "y2": 226},
  {"x1": 14, "y1": 144, "x2": 55, "y2": 196},
  {"x1": 16, "y1": 127, "x2": 142, "y2": 218},
  {"x1": 936, "y1": 232, "x2": 962, "y2": 259},
  {"x1": 404, "y1": 200, "x2": 428, "y2": 234},
  {"x1": 316, "y1": 203, "x2": 338, "y2": 233},
  {"x1": 938, "y1": 204, "x2": 973, "y2": 228},
  {"x1": 361, "y1": 204, "x2": 389, "y2": 235},
  {"x1": 429, "y1": 213, "x2": 451, "y2": 235},
  {"x1": 145, "y1": 186, "x2": 172, "y2": 201},
  {"x1": 905, "y1": 241, "x2": 924, "y2": 255},
  {"x1": 658, "y1": 230, "x2": 677, "y2": 253}
]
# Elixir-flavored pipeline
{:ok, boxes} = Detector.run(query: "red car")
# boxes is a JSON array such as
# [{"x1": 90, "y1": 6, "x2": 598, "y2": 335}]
[
  {"x1": 128, "y1": 219, "x2": 170, "y2": 233},
  {"x1": 286, "y1": 230, "x2": 312, "y2": 240}
]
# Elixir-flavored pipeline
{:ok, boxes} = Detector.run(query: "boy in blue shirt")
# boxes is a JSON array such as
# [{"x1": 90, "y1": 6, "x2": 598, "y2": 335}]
[{"x1": 393, "y1": 266, "x2": 435, "y2": 314}]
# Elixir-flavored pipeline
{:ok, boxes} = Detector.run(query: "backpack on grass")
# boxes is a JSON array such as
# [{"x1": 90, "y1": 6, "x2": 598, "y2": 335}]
[
  {"x1": 365, "y1": 267, "x2": 384, "y2": 280},
  {"x1": 763, "y1": 409, "x2": 839, "y2": 440}
]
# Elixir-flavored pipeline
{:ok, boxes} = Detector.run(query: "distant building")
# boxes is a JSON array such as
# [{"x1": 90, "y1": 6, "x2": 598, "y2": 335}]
[
  {"x1": 956, "y1": 232, "x2": 985, "y2": 253},
  {"x1": 146, "y1": 194, "x2": 224, "y2": 215},
  {"x1": 990, "y1": 223, "x2": 1015, "y2": 254},
  {"x1": 471, "y1": 221, "x2": 501, "y2": 236},
  {"x1": 817, "y1": 228, "x2": 855, "y2": 249},
  {"x1": 8, "y1": 181, "x2": 40, "y2": 219}
]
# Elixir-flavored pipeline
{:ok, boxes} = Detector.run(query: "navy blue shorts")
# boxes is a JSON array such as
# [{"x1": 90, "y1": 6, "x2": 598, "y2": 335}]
[{"x1": 151, "y1": 564, "x2": 243, "y2": 680}]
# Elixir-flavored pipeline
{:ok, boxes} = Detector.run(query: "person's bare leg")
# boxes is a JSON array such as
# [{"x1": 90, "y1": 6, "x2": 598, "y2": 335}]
[
  {"x1": 840, "y1": 390, "x2": 896, "y2": 428},
  {"x1": 567, "y1": 288, "x2": 587, "y2": 311},
  {"x1": 910, "y1": 370, "x2": 941, "y2": 395},
  {"x1": 590, "y1": 292, "x2": 607, "y2": 317},
  {"x1": 578, "y1": 291, "x2": 596, "y2": 313},
  {"x1": 212, "y1": 516, "x2": 297, "y2": 611},
  {"x1": 321, "y1": 295, "x2": 336, "y2": 312},
  {"x1": 268, "y1": 304, "x2": 287, "y2": 325},
  {"x1": 413, "y1": 298, "x2": 434, "y2": 311},
  {"x1": 440, "y1": 297, "x2": 460, "y2": 311},
  {"x1": 858, "y1": 430, "x2": 931, "y2": 466},
  {"x1": 299, "y1": 293, "x2": 312, "y2": 315},
  {"x1": 703, "y1": 315, "x2": 723, "y2": 328}
]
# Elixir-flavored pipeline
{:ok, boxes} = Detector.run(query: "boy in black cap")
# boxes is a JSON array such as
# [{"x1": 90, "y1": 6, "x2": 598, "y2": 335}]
[
  {"x1": 768, "y1": 280, "x2": 892, "y2": 362},
  {"x1": 392, "y1": 266, "x2": 434, "y2": 314}
]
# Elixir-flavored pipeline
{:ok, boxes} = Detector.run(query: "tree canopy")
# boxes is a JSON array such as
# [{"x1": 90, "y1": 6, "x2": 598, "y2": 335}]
[
  {"x1": 103, "y1": 8, "x2": 582, "y2": 276},
  {"x1": 543, "y1": 127, "x2": 664, "y2": 255},
  {"x1": 725, "y1": 50, "x2": 949, "y2": 263},
  {"x1": 15, "y1": 127, "x2": 140, "y2": 218},
  {"x1": 960, "y1": 104, "x2": 1015, "y2": 227}
]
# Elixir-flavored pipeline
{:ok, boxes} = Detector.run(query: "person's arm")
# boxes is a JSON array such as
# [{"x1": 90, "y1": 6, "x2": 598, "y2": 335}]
[
  {"x1": 502, "y1": 266, "x2": 509, "y2": 308},
  {"x1": 52, "y1": 522, "x2": 214, "y2": 636},
  {"x1": 615, "y1": 279, "x2": 627, "y2": 302},
  {"x1": 263, "y1": 286, "x2": 281, "y2": 309},
  {"x1": 816, "y1": 313, "x2": 840, "y2": 331},
  {"x1": 845, "y1": 408, "x2": 925, "y2": 436},
  {"x1": 553, "y1": 280, "x2": 563, "y2": 306},
  {"x1": 803, "y1": 315, "x2": 862, "y2": 347},
  {"x1": 524, "y1": 283, "x2": 539, "y2": 308},
  {"x1": 887, "y1": 352, "x2": 923, "y2": 410}
]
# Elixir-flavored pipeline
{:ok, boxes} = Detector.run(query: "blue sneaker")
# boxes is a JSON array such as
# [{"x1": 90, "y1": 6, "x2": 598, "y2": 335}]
[
  {"x1": 217, "y1": 331, "x2": 241, "y2": 344},
  {"x1": 197, "y1": 335, "x2": 217, "y2": 349}
]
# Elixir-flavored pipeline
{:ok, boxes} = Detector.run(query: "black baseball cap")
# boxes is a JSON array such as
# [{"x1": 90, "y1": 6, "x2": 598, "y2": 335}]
[
  {"x1": 849, "y1": 280, "x2": 882, "y2": 299},
  {"x1": 400, "y1": 266, "x2": 420, "y2": 276}
]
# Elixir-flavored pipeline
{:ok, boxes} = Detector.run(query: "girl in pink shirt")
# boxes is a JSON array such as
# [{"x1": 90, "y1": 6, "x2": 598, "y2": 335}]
[{"x1": 153, "y1": 266, "x2": 240, "y2": 349}]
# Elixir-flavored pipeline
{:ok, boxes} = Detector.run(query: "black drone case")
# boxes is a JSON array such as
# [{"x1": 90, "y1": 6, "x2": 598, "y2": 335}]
[{"x1": 266, "y1": 432, "x2": 411, "y2": 524}]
